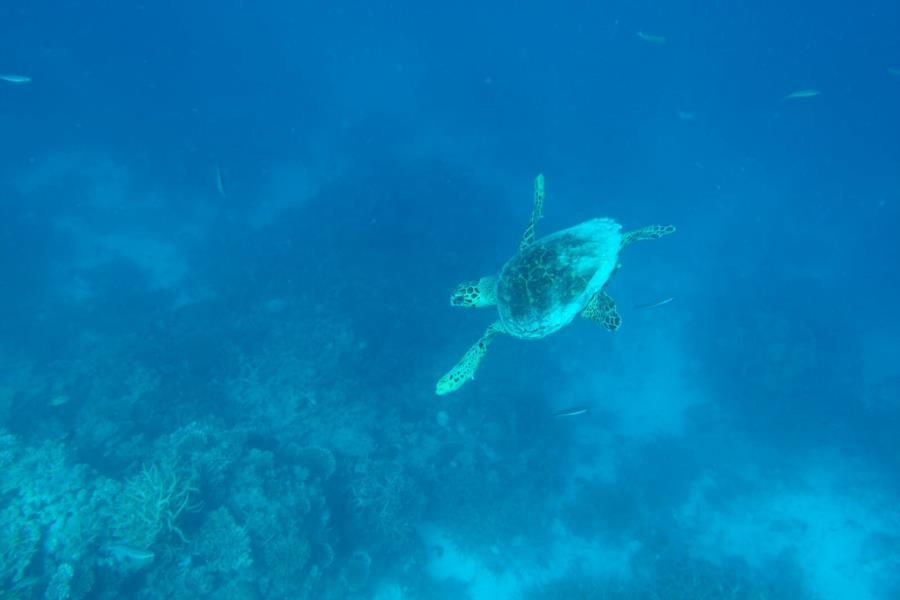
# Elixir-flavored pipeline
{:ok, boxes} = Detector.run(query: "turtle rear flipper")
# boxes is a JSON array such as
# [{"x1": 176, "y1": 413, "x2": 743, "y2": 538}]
[
  {"x1": 436, "y1": 322, "x2": 503, "y2": 395},
  {"x1": 622, "y1": 224, "x2": 675, "y2": 246},
  {"x1": 581, "y1": 290, "x2": 622, "y2": 331},
  {"x1": 519, "y1": 173, "x2": 545, "y2": 250},
  {"x1": 450, "y1": 276, "x2": 497, "y2": 308}
]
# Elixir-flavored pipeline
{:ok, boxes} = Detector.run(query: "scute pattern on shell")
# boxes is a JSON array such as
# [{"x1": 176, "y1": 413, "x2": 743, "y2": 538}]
[{"x1": 496, "y1": 218, "x2": 622, "y2": 339}]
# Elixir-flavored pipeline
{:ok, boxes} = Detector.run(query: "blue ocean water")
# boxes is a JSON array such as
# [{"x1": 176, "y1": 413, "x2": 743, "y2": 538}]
[{"x1": 1, "y1": 1, "x2": 899, "y2": 598}]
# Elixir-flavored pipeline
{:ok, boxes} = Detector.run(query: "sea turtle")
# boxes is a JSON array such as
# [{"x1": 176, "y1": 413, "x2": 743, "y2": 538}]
[{"x1": 435, "y1": 174, "x2": 674, "y2": 395}]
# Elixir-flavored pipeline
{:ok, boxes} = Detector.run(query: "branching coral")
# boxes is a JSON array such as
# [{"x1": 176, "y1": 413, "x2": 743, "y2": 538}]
[
  {"x1": 348, "y1": 459, "x2": 422, "y2": 544},
  {"x1": 292, "y1": 445, "x2": 336, "y2": 481},
  {"x1": 0, "y1": 504, "x2": 41, "y2": 588},
  {"x1": 192, "y1": 507, "x2": 252, "y2": 573},
  {"x1": 111, "y1": 461, "x2": 199, "y2": 550},
  {"x1": 43, "y1": 563, "x2": 75, "y2": 600},
  {"x1": 0, "y1": 430, "x2": 117, "y2": 598}
]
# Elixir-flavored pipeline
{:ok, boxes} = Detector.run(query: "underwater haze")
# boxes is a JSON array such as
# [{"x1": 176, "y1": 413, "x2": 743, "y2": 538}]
[{"x1": 2, "y1": 0, "x2": 899, "y2": 598}]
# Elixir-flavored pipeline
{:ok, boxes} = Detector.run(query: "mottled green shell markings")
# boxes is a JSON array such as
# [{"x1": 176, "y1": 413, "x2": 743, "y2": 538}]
[
  {"x1": 436, "y1": 173, "x2": 675, "y2": 395},
  {"x1": 496, "y1": 219, "x2": 622, "y2": 339}
]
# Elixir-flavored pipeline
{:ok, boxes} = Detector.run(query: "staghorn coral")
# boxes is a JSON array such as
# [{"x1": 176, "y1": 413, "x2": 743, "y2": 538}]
[
  {"x1": 154, "y1": 420, "x2": 245, "y2": 504},
  {"x1": 110, "y1": 460, "x2": 199, "y2": 550},
  {"x1": 0, "y1": 503, "x2": 41, "y2": 589}
]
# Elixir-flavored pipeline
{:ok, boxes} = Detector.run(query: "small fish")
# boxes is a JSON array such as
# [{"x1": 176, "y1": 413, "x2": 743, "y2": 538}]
[
  {"x1": 0, "y1": 74, "x2": 31, "y2": 84},
  {"x1": 101, "y1": 543, "x2": 155, "y2": 565},
  {"x1": 635, "y1": 296, "x2": 674, "y2": 310},
  {"x1": 554, "y1": 406, "x2": 589, "y2": 418},
  {"x1": 637, "y1": 31, "x2": 667, "y2": 44},
  {"x1": 214, "y1": 166, "x2": 227, "y2": 198},
  {"x1": 784, "y1": 89, "x2": 821, "y2": 100},
  {"x1": 889, "y1": 68, "x2": 900, "y2": 77},
  {"x1": 48, "y1": 394, "x2": 69, "y2": 407}
]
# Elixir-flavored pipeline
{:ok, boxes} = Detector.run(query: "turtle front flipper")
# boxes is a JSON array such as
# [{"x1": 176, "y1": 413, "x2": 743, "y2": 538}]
[
  {"x1": 621, "y1": 224, "x2": 675, "y2": 246},
  {"x1": 518, "y1": 173, "x2": 545, "y2": 250},
  {"x1": 581, "y1": 290, "x2": 622, "y2": 331},
  {"x1": 436, "y1": 322, "x2": 504, "y2": 395},
  {"x1": 450, "y1": 276, "x2": 497, "y2": 308}
]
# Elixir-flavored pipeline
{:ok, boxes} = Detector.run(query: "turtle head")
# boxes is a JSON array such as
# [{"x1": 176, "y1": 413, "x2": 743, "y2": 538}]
[{"x1": 450, "y1": 276, "x2": 497, "y2": 308}]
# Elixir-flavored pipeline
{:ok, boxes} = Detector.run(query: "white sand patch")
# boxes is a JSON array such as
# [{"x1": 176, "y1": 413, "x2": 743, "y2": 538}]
[
  {"x1": 421, "y1": 521, "x2": 638, "y2": 600},
  {"x1": 15, "y1": 147, "x2": 217, "y2": 230},
  {"x1": 676, "y1": 455, "x2": 900, "y2": 599},
  {"x1": 250, "y1": 160, "x2": 341, "y2": 229},
  {"x1": 52, "y1": 217, "x2": 189, "y2": 293},
  {"x1": 860, "y1": 325, "x2": 900, "y2": 412},
  {"x1": 560, "y1": 416, "x2": 621, "y2": 486},
  {"x1": 15, "y1": 149, "x2": 140, "y2": 211},
  {"x1": 96, "y1": 233, "x2": 188, "y2": 290},
  {"x1": 16, "y1": 147, "x2": 201, "y2": 298},
  {"x1": 372, "y1": 581, "x2": 406, "y2": 600},
  {"x1": 555, "y1": 318, "x2": 703, "y2": 441},
  {"x1": 14, "y1": 150, "x2": 120, "y2": 193}
]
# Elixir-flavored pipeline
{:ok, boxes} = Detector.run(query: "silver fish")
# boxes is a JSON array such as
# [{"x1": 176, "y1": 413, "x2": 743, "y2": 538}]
[
  {"x1": 784, "y1": 89, "x2": 821, "y2": 100},
  {"x1": 637, "y1": 31, "x2": 666, "y2": 44},
  {"x1": 554, "y1": 406, "x2": 589, "y2": 417},
  {"x1": 0, "y1": 74, "x2": 31, "y2": 84},
  {"x1": 635, "y1": 296, "x2": 674, "y2": 309},
  {"x1": 101, "y1": 543, "x2": 155, "y2": 565},
  {"x1": 215, "y1": 166, "x2": 227, "y2": 198}
]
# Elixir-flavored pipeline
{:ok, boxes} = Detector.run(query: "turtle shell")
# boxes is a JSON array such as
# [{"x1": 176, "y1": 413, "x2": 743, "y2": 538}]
[{"x1": 496, "y1": 218, "x2": 622, "y2": 339}]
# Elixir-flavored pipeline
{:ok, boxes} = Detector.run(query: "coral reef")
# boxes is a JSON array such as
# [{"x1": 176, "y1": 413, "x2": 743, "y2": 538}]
[
  {"x1": 0, "y1": 421, "x2": 349, "y2": 599},
  {"x1": 110, "y1": 460, "x2": 199, "y2": 550},
  {"x1": 0, "y1": 431, "x2": 116, "y2": 599}
]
